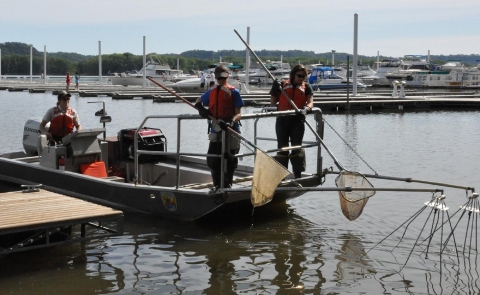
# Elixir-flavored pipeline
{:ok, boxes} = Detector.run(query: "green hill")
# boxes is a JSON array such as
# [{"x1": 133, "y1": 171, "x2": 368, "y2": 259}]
[{"x1": 1, "y1": 42, "x2": 479, "y2": 75}]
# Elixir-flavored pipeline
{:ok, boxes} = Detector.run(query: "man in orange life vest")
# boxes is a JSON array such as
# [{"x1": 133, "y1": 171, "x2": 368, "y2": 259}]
[
  {"x1": 40, "y1": 91, "x2": 82, "y2": 142},
  {"x1": 270, "y1": 64, "x2": 314, "y2": 178},
  {"x1": 194, "y1": 65, "x2": 245, "y2": 191}
]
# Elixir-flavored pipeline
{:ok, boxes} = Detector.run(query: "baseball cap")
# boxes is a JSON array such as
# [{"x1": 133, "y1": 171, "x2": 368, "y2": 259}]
[{"x1": 57, "y1": 91, "x2": 72, "y2": 100}]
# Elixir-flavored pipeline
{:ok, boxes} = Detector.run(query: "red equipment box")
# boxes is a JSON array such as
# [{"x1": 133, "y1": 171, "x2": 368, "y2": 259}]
[{"x1": 118, "y1": 127, "x2": 166, "y2": 163}]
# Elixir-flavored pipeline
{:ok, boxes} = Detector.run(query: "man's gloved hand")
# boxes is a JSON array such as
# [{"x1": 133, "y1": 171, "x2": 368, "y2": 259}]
[
  {"x1": 269, "y1": 79, "x2": 281, "y2": 95},
  {"x1": 218, "y1": 120, "x2": 232, "y2": 131},
  {"x1": 272, "y1": 80, "x2": 281, "y2": 91},
  {"x1": 195, "y1": 102, "x2": 211, "y2": 118}
]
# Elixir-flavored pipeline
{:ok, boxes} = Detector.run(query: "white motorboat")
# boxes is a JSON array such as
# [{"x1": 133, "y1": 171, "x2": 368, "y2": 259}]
[
  {"x1": 385, "y1": 58, "x2": 441, "y2": 87},
  {"x1": 110, "y1": 56, "x2": 192, "y2": 86},
  {"x1": 169, "y1": 76, "x2": 242, "y2": 93},
  {"x1": 308, "y1": 67, "x2": 367, "y2": 90},
  {"x1": 362, "y1": 59, "x2": 404, "y2": 86},
  {"x1": 333, "y1": 64, "x2": 377, "y2": 85},
  {"x1": 169, "y1": 62, "x2": 244, "y2": 93},
  {"x1": 238, "y1": 61, "x2": 291, "y2": 84}
]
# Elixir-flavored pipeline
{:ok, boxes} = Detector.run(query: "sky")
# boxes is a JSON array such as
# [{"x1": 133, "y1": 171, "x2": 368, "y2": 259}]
[{"x1": 1, "y1": 0, "x2": 479, "y2": 58}]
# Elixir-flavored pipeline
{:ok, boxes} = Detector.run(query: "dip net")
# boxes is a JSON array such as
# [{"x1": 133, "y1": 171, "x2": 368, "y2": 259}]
[
  {"x1": 335, "y1": 171, "x2": 376, "y2": 221},
  {"x1": 251, "y1": 150, "x2": 290, "y2": 207}
]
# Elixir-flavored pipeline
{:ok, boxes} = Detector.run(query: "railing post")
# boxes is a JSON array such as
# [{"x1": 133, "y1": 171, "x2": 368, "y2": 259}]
[
  {"x1": 176, "y1": 118, "x2": 182, "y2": 189},
  {"x1": 315, "y1": 109, "x2": 324, "y2": 177},
  {"x1": 220, "y1": 130, "x2": 226, "y2": 189}
]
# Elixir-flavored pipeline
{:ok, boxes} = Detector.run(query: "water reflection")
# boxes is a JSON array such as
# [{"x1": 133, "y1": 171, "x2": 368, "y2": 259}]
[{"x1": 66, "y1": 205, "x2": 382, "y2": 294}]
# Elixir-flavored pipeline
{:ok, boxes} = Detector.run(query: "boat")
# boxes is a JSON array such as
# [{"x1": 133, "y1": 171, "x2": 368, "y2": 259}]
[
  {"x1": 385, "y1": 57, "x2": 441, "y2": 87},
  {"x1": 109, "y1": 56, "x2": 192, "y2": 86},
  {"x1": 421, "y1": 61, "x2": 480, "y2": 88},
  {"x1": 362, "y1": 59, "x2": 404, "y2": 86},
  {"x1": 308, "y1": 67, "x2": 367, "y2": 90},
  {"x1": 169, "y1": 62, "x2": 244, "y2": 93},
  {"x1": 237, "y1": 61, "x2": 291, "y2": 84},
  {"x1": 0, "y1": 107, "x2": 326, "y2": 221},
  {"x1": 325, "y1": 64, "x2": 377, "y2": 85}
]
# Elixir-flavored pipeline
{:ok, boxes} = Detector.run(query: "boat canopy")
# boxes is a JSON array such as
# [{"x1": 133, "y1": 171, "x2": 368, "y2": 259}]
[{"x1": 308, "y1": 67, "x2": 338, "y2": 84}]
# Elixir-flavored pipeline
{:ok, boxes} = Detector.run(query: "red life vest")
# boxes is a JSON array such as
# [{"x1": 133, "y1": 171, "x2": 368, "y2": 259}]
[
  {"x1": 208, "y1": 84, "x2": 236, "y2": 121},
  {"x1": 49, "y1": 107, "x2": 75, "y2": 138},
  {"x1": 277, "y1": 80, "x2": 307, "y2": 111},
  {"x1": 66, "y1": 75, "x2": 71, "y2": 83}
]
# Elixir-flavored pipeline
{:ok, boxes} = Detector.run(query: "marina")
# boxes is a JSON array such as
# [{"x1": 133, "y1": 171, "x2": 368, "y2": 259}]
[{"x1": 3, "y1": 79, "x2": 480, "y2": 111}]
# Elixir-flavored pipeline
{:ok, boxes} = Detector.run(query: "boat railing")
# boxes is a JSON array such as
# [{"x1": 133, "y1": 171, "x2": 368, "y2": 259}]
[{"x1": 132, "y1": 108, "x2": 324, "y2": 188}]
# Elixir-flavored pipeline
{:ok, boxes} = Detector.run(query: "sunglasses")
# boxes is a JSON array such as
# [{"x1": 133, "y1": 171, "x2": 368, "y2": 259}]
[
  {"x1": 216, "y1": 77, "x2": 227, "y2": 80},
  {"x1": 61, "y1": 98, "x2": 70, "y2": 101},
  {"x1": 296, "y1": 74, "x2": 305, "y2": 79}
]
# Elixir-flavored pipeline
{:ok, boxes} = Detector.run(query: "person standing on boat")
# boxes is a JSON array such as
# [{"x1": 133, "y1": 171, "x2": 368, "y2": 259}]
[
  {"x1": 65, "y1": 72, "x2": 71, "y2": 91},
  {"x1": 269, "y1": 64, "x2": 314, "y2": 178},
  {"x1": 74, "y1": 72, "x2": 80, "y2": 90},
  {"x1": 209, "y1": 70, "x2": 216, "y2": 88},
  {"x1": 194, "y1": 65, "x2": 245, "y2": 191},
  {"x1": 200, "y1": 72, "x2": 206, "y2": 89},
  {"x1": 39, "y1": 91, "x2": 81, "y2": 143}
]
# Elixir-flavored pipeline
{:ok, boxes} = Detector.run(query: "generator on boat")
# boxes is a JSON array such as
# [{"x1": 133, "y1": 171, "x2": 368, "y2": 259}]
[{"x1": 118, "y1": 127, "x2": 166, "y2": 163}]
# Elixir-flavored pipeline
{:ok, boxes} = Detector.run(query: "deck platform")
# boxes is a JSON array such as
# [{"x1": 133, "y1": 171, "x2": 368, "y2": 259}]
[{"x1": 0, "y1": 186, "x2": 124, "y2": 254}]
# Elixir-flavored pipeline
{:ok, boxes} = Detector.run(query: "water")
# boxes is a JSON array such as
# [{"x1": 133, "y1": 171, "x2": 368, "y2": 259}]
[{"x1": 1, "y1": 90, "x2": 479, "y2": 294}]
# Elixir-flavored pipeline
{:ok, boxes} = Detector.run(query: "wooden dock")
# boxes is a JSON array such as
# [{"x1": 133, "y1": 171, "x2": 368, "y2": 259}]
[{"x1": 0, "y1": 186, "x2": 124, "y2": 254}]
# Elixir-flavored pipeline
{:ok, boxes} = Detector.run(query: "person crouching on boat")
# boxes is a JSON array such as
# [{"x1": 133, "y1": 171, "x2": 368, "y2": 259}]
[
  {"x1": 194, "y1": 65, "x2": 245, "y2": 191},
  {"x1": 39, "y1": 91, "x2": 82, "y2": 143},
  {"x1": 269, "y1": 64, "x2": 314, "y2": 179}
]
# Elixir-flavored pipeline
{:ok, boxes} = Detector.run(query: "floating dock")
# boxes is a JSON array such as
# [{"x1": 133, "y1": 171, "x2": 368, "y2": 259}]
[
  {"x1": 2, "y1": 81, "x2": 480, "y2": 111},
  {"x1": 0, "y1": 185, "x2": 124, "y2": 254}
]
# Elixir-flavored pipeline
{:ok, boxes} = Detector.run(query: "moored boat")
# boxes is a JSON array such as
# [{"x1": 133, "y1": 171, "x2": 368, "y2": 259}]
[
  {"x1": 362, "y1": 59, "x2": 404, "y2": 86},
  {"x1": 109, "y1": 55, "x2": 193, "y2": 86},
  {"x1": 308, "y1": 67, "x2": 367, "y2": 90},
  {"x1": 237, "y1": 61, "x2": 291, "y2": 84}
]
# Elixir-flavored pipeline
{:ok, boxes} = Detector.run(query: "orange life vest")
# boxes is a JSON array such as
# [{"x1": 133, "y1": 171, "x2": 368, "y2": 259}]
[
  {"x1": 277, "y1": 81, "x2": 307, "y2": 111},
  {"x1": 208, "y1": 84, "x2": 236, "y2": 121},
  {"x1": 49, "y1": 107, "x2": 75, "y2": 138}
]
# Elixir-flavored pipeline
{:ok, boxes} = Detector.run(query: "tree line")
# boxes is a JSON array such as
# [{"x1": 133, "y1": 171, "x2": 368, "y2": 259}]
[{"x1": 1, "y1": 42, "x2": 479, "y2": 75}]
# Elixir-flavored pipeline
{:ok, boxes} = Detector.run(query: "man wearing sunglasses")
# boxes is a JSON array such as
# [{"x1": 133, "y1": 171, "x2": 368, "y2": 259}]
[
  {"x1": 269, "y1": 64, "x2": 314, "y2": 178},
  {"x1": 40, "y1": 91, "x2": 82, "y2": 143},
  {"x1": 194, "y1": 65, "x2": 245, "y2": 191}
]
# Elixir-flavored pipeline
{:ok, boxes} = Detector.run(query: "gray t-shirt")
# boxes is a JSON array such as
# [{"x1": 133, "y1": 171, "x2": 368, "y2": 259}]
[{"x1": 42, "y1": 105, "x2": 80, "y2": 126}]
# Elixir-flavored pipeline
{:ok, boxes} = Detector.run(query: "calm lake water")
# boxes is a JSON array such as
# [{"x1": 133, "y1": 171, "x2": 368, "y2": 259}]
[{"x1": 0, "y1": 89, "x2": 479, "y2": 294}]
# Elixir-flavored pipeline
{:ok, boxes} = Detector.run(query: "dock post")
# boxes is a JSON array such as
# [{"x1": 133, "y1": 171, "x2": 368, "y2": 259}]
[
  {"x1": 43, "y1": 46, "x2": 47, "y2": 84},
  {"x1": 352, "y1": 13, "x2": 358, "y2": 97},
  {"x1": 392, "y1": 81, "x2": 399, "y2": 98},
  {"x1": 99, "y1": 41, "x2": 102, "y2": 85},
  {"x1": 346, "y1": 55, "x2": 350, "y2": 110},
  {"x1": 399, "y1": 81, "x2": 406, "y2": 98}
]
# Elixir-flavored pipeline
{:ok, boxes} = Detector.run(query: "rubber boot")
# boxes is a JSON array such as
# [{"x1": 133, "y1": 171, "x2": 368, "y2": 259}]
[
  {"x1": 290, "y1": 149, "x2": 306, "y2": 178},
  {"x1": 225, "y1": 169, "x2": 235, "y2": 188},
  {"x1": 273, "y1": 152, "x2": 289, "y2": 170},
  {"x1": 210, "y1": 169, "x2": 221, "y2": 191}
]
